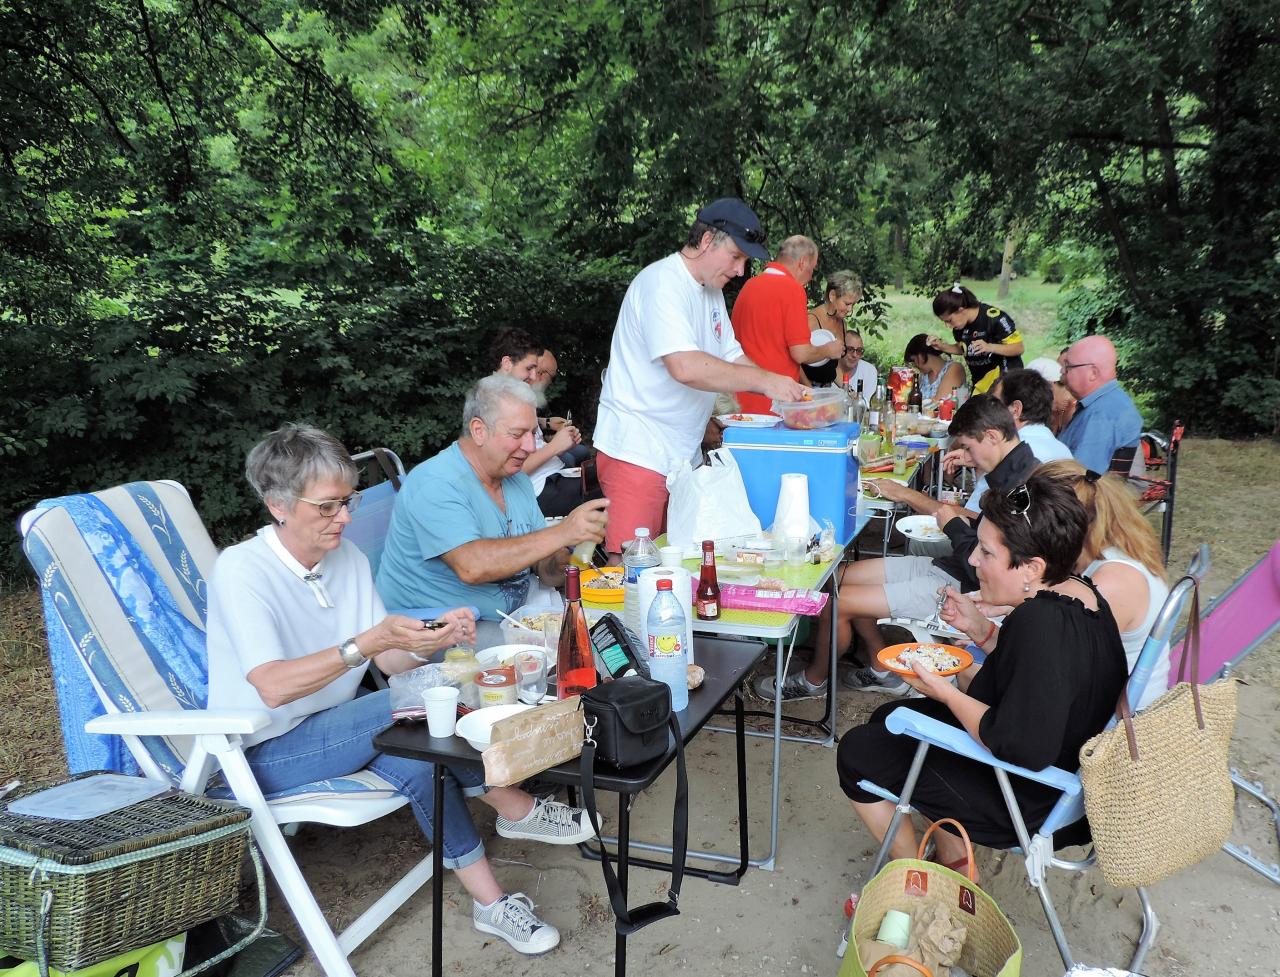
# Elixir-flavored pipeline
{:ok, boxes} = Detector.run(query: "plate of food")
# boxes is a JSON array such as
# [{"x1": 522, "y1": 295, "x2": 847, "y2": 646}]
[
  {"x1": 716, "y1": 412, "x2": 778, "y2": 429},
  {"x1": 896, "y1": 514, "x2": 948, "y2": 541},
  {"x1": 876, "y1": 642, "x2": 973, "y2": 677},
  {"x1": 581, "y1": 567, "x2": 625, "y2": 603}
]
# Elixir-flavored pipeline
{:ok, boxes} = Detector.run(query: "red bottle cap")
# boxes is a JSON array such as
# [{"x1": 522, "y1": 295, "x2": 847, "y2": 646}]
[{"x1": 656, "y1": 579, "x2": 673, "y2": 591}]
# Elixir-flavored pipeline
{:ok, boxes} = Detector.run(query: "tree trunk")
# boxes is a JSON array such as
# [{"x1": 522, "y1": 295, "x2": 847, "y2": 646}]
[
  {"x1": 997, "y1": 219, "x2": 1025, "y2": 299},
  {"x1": 893, "y1": 221, "x2": 905, "y2": 290}
]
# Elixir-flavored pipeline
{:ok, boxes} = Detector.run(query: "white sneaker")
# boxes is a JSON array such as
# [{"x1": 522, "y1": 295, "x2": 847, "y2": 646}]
[
  {"x1": 496, "y1": 796, "x2": 596, "y2": 845},
  {"x1": 474, "y1": 893, "x2": 560, "y2": 955}
]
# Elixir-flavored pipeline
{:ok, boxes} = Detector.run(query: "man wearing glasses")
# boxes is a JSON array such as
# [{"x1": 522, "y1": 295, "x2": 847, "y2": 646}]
[
  {"x1": 1057, "y1": 335, "x2": 1143, "y2": 475},
  {"x1": 593, "y1": 198, "x2": 808, "y2": 560},
  {"x1": 839, "y1": 328, "x2": 877, "y2": 394},
  {"x1": 377, "y1": 375, "x2": 609, "y2": 619}
]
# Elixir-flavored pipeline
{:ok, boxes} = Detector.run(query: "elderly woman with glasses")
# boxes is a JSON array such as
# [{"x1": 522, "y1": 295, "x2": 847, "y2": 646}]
[
  {"x1": 206, "y1": 423, "x2": 596, "y2": 955},
  {"x1": 836, "y1": 469, "x2": 1129, "y2": 879}
]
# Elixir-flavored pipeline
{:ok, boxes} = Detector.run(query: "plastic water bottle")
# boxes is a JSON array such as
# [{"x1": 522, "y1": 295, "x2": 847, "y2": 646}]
[
  {"x1": 645, "y1": 578, "x2": 689, "y2": 711},
  {"x1": 622, "y1": 528, "x2": 660, "y2": 636}
]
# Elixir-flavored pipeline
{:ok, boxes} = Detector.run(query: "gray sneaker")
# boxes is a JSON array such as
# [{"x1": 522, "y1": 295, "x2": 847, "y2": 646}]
[
  {"x1": 754, "y1": 670, "x2": 828, "y2": 702},
  {"x1": 474, "y1": 893, "x2": 560, "y2": 955},
  {"x1": 840, "y1": 664, "x2": 910, "y2": 695},
  {"x1": 496, "y1": 796, "x2": 596, "y2": 845}
]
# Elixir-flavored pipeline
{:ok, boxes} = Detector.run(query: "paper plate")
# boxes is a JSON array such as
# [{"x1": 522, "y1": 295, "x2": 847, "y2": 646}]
[
  {"x1": 455, "y1": 703, "x2": 534, "y2": 752},
  {"x1": 716, "y1": 412, "x2": 778, "y2": 429},
  {"x1": 808, "y1": 327, "x2": 837, "y2": 366},
  {"x1": 896, "y1": 514, "x2": 948, "y2": 542},
  {"x1": 475, "y1": 643, "x2": 546, "y2": 669},
  {"x1": 876, "y1": 642, "x2": 973, "y2": 677}
]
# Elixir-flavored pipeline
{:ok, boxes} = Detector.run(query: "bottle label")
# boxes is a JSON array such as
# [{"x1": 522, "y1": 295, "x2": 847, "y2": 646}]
[
  {"x1": 648, "y1": 632, "x2": 684, "y2": 658},
  {"x1": 696, "y1": 600, "x2": 719, "y2": 619}
]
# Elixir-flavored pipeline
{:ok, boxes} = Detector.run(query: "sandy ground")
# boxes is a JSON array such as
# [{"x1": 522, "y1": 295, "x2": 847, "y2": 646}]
[{"x1": 264, "y1": 441, "x2": 1280, "y2": 977}]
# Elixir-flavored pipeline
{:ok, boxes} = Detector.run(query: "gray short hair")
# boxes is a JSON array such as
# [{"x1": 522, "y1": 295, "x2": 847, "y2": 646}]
[
  {"x1": 776, "y1": 235, "x2": 818, "y2": 262},
  {"x1": 462, "y1": 374, "x2": 537, "y2": 436},
  {"x1": 245, "y1": 423, "x2": 358, "y2": 509},
  {"x1": 825, "y1": 270, "x2": 863, "y2": 299}
]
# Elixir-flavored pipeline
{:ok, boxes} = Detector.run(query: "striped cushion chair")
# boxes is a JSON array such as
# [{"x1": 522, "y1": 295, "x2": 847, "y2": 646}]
[{"x1": 20, "y1": 480, "x2": 432, "y2": 977}]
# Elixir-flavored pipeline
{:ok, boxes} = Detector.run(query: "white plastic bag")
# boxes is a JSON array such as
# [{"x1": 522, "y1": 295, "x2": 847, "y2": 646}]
[{"x1": 666, "y1": 449, "x2": 762, "y2": 553}]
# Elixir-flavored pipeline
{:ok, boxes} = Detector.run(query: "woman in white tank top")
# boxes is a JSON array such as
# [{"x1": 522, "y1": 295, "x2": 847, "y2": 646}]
[{"x1": 1039, "y1": 462, "x2": 1171, "y2": 709}]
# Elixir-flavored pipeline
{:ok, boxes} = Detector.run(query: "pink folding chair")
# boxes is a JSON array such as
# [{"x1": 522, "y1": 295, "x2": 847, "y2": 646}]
[{"x1": 1169, "y1": 538, "x2": 1280, "y2": 884}]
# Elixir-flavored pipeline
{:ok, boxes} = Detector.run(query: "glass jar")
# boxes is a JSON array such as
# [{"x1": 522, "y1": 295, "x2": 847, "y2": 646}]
[{"x1": 442, "y1": 647, "x2": 481, "y2": 709}]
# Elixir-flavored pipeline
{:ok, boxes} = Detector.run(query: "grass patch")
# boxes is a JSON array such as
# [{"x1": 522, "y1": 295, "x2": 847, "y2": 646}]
[{"x1": 861, "y1": 277, "x2": 1068, "y2": 376}]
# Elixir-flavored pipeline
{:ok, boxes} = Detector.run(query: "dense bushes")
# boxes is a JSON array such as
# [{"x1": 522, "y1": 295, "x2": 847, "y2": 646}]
[{"x1": 0, "y1": 242, "x2": 631, "y2": 573}]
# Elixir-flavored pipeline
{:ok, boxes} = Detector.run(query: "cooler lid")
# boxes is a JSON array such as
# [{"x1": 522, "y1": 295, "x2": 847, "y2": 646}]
[{"x1": 723, "y1": 421, "x2": 860, "y2": 449}]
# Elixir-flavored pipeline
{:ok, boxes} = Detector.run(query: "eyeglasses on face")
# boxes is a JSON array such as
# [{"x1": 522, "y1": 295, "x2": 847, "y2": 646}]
[
  {"x1": 1061, "y1": 361, "x2": 1094, "y2": 372},
  {"x1": 296, "y1": 493, "x2": 362, "y2": 518},
  {"x1": 846, "y1": 345, "x2": 865, "y2": 355},
  {"x1": 699, "y1": 213, "x2": 767, "y2": 246},
  {"x1": 1006, "y1": 483, "x2": 1032, "y2": 529}
]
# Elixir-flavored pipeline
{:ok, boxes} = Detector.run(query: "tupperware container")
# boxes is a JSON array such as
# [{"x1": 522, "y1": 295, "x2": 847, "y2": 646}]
[{"x1": 771, "y1": 387, "x2": 847, "y2": 430}]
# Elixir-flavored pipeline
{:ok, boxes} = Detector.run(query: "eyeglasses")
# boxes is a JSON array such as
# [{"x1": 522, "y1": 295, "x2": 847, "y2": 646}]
[
  {"x1": 698, "y1": 212, "x2": 767, "y2": 246},
  {"x1": 296, "y1": 493, "x2": 362, "y2": 518},
  {"x1": 1061, "y1": 361, "x2": 1094, "y2": 372},
  {"x1": 1007, "y1": 483, "x2": 1032, "y2": 529},
  {"x1": 846, "y1": 346, "x2": 865, "y2": 355}
]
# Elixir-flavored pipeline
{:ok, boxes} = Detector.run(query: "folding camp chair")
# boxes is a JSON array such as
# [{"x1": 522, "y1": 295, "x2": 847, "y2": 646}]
[
  {"x1": 1168, "y1": 538, "x2": 1280, "y2": 885},
  {"x1": 20, "y1": 480, "x2": 433, "y2": 977},
  {"x1": 849, "y1": 546, "x2": 1210, "y2": 972},
  {"x1": 345, "y1": 447, "x2": 406, "y2": 579}
]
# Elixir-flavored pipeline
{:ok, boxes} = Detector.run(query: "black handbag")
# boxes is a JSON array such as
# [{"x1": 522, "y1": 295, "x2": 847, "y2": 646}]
[{"x1": 579, "y1": 676, "x2": 688, "y2": 935}]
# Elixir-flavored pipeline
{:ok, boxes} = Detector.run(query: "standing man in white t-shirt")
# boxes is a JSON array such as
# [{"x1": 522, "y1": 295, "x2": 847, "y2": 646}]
[{"x1": 594, "y1": 198, "x2": 809, "y2": 558}]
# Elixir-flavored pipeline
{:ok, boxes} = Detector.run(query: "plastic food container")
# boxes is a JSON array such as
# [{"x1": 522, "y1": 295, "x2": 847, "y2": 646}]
[
  {"x1": 500, "y1": 603, "x2": 562, "y2": 647},
  {"x1": 771, "y1": 388, "x2": 846, "y2": 430}
]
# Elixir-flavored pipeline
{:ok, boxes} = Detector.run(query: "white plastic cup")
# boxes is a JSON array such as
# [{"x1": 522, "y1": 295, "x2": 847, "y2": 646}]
[
  {"x1": 659, "y1": 545, "x2": 685, "y2": 568},
  {"x1": 422, "y1": 686, "x2": 460, "y2": 738}
]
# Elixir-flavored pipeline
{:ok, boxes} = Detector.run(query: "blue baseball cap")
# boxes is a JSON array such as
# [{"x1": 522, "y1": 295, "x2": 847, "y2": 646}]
[{"x1": 696, "y1": 198, "x2": 769, "y2": 262}]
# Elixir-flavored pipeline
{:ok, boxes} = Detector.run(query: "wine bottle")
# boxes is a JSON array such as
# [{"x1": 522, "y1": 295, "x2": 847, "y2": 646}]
[
  {"x1": 556, "y1": 566, "x2": 597, "y2": 698},
  {"x1": 695, "y1": 539, "x2": 721, "y2": 621},
  {"x1": 869, "y1": 380, "x2": 884, "y2": 436}
]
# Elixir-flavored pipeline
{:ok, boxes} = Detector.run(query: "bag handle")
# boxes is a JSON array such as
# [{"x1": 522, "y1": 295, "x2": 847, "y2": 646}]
[
  {"x1": 1114, "y1": 574, "x2": 1205, "y2": 761},
  {"x1": 579, "y1": 712, "x2": 687, "y2": 935},
  {"x1": 916, "y1": 818, "x2": 977, "y2": 882},
  {"x1": 868, "y1": 957, "x2": 933, "y2": 977}
]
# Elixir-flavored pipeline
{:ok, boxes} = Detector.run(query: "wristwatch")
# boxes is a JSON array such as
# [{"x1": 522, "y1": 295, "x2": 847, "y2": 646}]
[{"x1": 338, "y1": 637, "x2": 365, "y2": 669}]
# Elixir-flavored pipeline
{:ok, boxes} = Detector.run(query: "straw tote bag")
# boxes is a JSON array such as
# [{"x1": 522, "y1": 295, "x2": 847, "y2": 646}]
[
  {"x1": 1078, "y1": 579, "x2": 1238, "y2": 888},
  {"x1": 839, "y1": 820, "x2": 1022, "y2": 977}
]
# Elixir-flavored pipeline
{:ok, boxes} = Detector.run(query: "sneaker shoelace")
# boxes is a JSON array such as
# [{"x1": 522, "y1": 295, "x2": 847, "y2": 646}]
[
  {"x1": 781, "y1": 672, "x2": 816, "y2": 696},
  {"x1": 529, "y1": 796, "x2": 577, "y2": 830},
  {"x1": 494, "y1": 893, "x2": 540, "y2": 938}
]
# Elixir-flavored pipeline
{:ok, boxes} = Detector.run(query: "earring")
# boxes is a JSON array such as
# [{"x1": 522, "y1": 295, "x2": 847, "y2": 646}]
[
  {"x1": 1023, "y1": 580, "x2": 1031, "y2": 593},
  {"x1": 279, "y1": 519, "x2": 286, "y2": 526}
]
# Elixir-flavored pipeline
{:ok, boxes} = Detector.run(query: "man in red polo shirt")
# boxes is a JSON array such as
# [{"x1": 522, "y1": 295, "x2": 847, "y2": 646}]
[{"x1": 731, "y1": 235, "x2": 844, "y2": 414}]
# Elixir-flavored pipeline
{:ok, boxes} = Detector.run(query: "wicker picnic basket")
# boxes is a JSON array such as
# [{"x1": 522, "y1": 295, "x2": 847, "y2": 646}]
[{"x1": 0, "y1": 777, "x2": 254, "y2": 973}]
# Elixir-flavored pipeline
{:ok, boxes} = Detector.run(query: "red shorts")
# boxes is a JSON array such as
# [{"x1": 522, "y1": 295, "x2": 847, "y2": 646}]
[{"x1": 596, "y1": 452, "x2": 668, "y2": 554}]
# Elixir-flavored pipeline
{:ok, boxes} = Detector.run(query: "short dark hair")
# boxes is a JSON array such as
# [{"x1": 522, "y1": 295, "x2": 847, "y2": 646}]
[
  {"x1": 491, "y1": 327, "x2": 544, "y2": 372},
  {"x1": 684, "y1": 219, "x2": 731, "y2": 250},
  {"x1": 980, "y1": 469, "x2": 1088, "y2": 585},
  {"x1": 948, "y1": 394, "x2": 1017, "y2": 441},
  {"x1": 994, "y1": 368, "x2": 1054, "y2": 426},
  {"x1": 932, "y1": 284, "x2": 980, "y2": 317},
  {"x1": 904, "y1": 333, "x2": 934, "y2": 361}
]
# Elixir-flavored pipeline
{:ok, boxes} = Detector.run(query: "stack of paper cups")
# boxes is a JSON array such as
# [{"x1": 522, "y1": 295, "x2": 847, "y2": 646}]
[
  {"x1": 772, "y1": 472, "x2": 812, "y2": 542},
  {"x1": 637, "y1": 566, "x2": 696, "y2": 665}
]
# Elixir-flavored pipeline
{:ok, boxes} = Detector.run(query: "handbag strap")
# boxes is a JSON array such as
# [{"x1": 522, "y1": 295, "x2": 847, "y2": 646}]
[
  {"x1": 579, "y1": 712, "x2": 687, "y2": 935},
  {"x1": 1114, "y1": 574, "x2": 1205, "y2": 761}
]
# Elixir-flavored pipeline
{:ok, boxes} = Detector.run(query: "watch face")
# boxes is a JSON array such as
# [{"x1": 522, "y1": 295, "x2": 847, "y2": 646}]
[{"x1": 341, "y1": 640, "x2": 363, "y2": 667}]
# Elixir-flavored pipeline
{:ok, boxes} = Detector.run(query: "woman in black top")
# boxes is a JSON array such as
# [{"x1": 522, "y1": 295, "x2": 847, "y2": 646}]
[
  {"x1": 837, "y1": 469, "x2": 1129, "y2": 875},
  {"x1": 927, "y1": 283, "x2": 1024, "y2": 394}
]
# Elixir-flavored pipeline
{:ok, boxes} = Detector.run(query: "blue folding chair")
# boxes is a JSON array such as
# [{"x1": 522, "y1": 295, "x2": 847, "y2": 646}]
[{"x1": 850, "y1": 545, "x2": 1210, "y2": 973}]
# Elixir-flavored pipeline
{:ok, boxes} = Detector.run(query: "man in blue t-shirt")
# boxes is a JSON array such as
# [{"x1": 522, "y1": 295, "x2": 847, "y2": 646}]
[
  {"x1": 1058, "y1": 335, "x2": 1143, "y2": 474},
  {"x1": 377, "y1": 375, "x2": 609, "y2": 619}
]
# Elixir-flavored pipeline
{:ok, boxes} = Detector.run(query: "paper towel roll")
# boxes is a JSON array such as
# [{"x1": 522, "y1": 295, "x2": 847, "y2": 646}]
[
  {"x1": 637, "y1": 566, "x2": 696, "y2": 666},
  {"x1": 772, "y1": 472, "x2": 811, "y2": 542}
]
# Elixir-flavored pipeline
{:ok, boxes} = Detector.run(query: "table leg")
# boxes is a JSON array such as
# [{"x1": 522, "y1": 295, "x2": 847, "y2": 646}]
[
  {"x1": 615, "y1": 792, "x2": 630, "y2": 977},
  {"x1": 733, "y1": 688, "x2": 749, "y2": 874},
  {"x1": 432, "y1": 763, "x2": 444, "y2": 977},
  {"x1": 824, "y1": 561, "x2": 840, "y2": 747}
]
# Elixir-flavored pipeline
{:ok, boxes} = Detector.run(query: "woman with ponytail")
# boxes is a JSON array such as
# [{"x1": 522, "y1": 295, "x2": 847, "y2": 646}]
[{"x1": 927, "y1": 283, "x2": 1024, "y2": 393}]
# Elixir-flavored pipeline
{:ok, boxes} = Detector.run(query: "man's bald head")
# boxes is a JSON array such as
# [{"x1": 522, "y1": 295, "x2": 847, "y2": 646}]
[
  {"x1": 1062, "y1": 335, "x2": 1118, "y2": 398},
  {"x1": 775, "y1": 235, "x2": 819, "y2": 287}
]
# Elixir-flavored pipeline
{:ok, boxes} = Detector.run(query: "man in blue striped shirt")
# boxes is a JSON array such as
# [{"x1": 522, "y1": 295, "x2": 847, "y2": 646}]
[{"x1": 1058, "y1": 335, "x2": 1143, "y2": 474}]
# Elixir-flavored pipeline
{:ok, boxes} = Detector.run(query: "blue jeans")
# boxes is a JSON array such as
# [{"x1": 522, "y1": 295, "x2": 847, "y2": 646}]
[{"x1": 244, "y1": 689, "x2": 488, "y2": 870}]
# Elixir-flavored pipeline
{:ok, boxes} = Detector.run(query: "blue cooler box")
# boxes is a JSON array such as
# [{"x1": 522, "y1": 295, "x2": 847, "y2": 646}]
[{"x1": 722, "y1": 421, "x2": 861, "y2": 545}]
